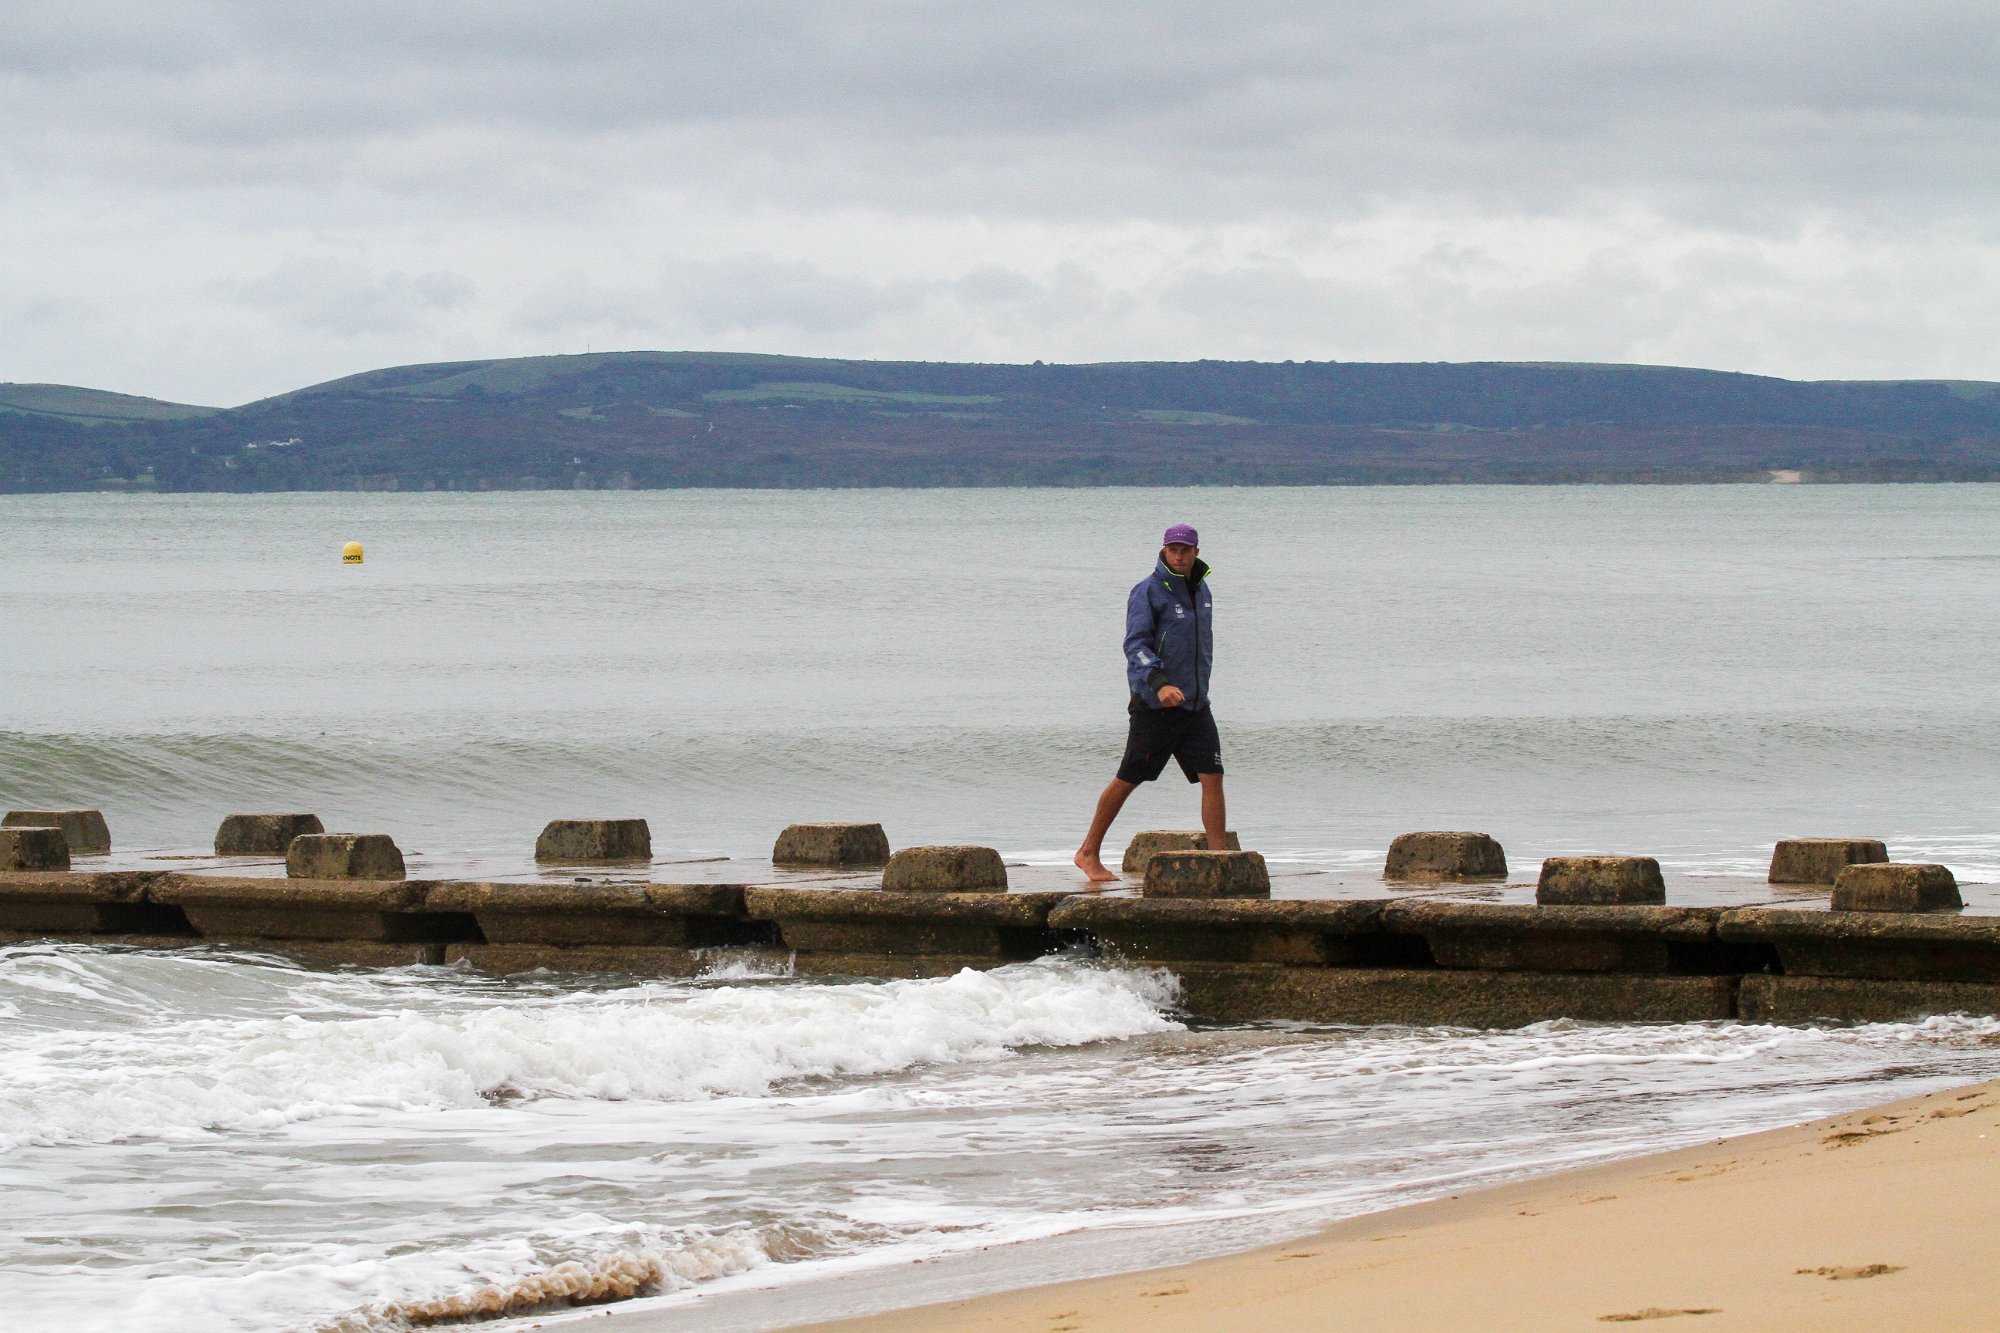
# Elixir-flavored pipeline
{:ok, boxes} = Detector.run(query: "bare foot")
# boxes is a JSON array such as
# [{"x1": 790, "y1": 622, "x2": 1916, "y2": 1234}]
[{"x1": 1073, "y1": 849, "x2": 1119, "y2": 882}]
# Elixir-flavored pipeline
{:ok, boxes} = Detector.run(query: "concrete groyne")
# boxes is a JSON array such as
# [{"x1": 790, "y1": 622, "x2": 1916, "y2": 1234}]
[{"x1": 6, "y1": 816, "x2": 1999, "y2": 1025}]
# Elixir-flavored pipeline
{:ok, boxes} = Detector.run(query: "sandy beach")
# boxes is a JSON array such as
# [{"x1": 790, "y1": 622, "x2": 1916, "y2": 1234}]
[{"x1": 776, "y1": 1078, "x2": 1999, "y2": 1332}]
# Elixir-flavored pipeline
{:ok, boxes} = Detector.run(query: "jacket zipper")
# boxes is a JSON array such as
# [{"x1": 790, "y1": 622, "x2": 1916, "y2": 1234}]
[
  {"x1": 1188, "y1": 569, "x2": 1202, "y2": 708},
  {"x1": 1161, "y1": 568, "x2": 1201, "y2": 710}
]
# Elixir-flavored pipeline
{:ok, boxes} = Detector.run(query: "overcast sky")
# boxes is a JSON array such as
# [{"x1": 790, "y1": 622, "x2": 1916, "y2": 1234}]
[{"x1": 5, "y1": 1, "x2": 1998, "y2": 405}]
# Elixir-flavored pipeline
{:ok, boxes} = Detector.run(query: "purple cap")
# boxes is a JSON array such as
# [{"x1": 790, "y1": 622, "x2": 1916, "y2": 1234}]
[{"x1": 1162, "y1": 523, "x2": 1199, "y2": 547}]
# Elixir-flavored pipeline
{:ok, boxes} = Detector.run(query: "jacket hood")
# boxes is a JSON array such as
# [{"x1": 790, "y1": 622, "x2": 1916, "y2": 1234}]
[{"x1": 1154, "y1": 555, "x2": 1212, "y2": 586}]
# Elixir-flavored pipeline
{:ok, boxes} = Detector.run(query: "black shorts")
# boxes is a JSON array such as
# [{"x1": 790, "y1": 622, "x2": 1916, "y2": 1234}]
[{"x1": 1117, "y1": 697, "x2": 1224, "y2": 784}]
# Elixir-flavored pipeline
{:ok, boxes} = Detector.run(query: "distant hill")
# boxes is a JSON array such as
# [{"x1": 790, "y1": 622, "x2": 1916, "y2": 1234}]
[
  {"x1": 6, "y1": 352, "x2": 2000, "y2": 492},
  {"x1": 0, "y1": 383, "x2": 219, "y2": 424}
]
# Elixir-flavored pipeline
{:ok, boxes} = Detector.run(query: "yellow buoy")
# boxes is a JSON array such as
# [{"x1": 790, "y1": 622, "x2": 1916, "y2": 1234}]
[{"x1": 342, "y1": 541, "x2": 364, "y2": 564}]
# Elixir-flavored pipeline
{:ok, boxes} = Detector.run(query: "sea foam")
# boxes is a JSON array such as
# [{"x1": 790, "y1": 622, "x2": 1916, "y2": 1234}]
[{"x1": 0, "y1": 950, "x2": 1182, "y2": 1150}]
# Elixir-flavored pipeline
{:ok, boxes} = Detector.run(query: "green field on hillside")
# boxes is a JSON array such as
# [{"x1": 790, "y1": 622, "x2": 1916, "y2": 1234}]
[
  {"x1": 0, "y1": 383, "x2": 218, "y2": 423},
  {"x1": 703, "y1": 381, "x2": 1001, "y2": 407}
]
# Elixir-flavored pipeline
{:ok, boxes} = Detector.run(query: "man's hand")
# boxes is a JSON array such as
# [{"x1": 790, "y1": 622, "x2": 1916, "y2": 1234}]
[{"x1": 1157, "y1": 685, "x2": 1185, "y2": 707}]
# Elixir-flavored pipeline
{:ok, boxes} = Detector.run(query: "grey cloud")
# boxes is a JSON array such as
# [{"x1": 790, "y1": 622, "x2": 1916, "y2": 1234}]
[
  {"x1": 671, "y1": 258, "x2": 926, "y2": 337},
  {"x1": 951, "y1": 267, "x2": 1048, "y2": 304},
  {"x1": 1149, "y1": 232, "x2": 2000, "y2": 376},
  {"x1": 516, "y1": 256, "x2": 926, "y2": 340},
  {"x1": 5, "y1": 2, "x2": 1997, "y2": 226},
  {"x1": 221, "y1": 260, "x2": 474, "y2": 336},
  {"x1": 6, "y1": 293, "x2": 94, "y2": 330},
  {"x1": 1160, "y1": 250, "x2": 1690, "y2": 360}
]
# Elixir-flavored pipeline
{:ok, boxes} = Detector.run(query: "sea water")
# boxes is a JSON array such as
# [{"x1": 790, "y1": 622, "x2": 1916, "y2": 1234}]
[
  {"x1": 6, "y1": 485, "x2": 2000, "y2": 873},
  {"x1": 3, "y1": 485, "x2": 2000, "y2": 1329}
]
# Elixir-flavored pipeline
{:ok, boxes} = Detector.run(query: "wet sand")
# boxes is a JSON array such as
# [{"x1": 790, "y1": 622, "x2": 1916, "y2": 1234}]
[{"x1": 772, "y1": 1078, "x2": 1999, "y2": 1332}]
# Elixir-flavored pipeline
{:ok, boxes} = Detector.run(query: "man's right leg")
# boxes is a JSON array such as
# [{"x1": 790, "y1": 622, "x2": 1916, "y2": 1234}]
[{"x1": 1074, "y1": 778, "x2": 1138, "y2": 882}]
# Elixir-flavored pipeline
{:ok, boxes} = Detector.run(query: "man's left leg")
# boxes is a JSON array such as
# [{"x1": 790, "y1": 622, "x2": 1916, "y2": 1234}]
[
  {"x1": 1198, "y1": 772, "x2": 1227, "y2": 851},
  {"x1": 1075, "y1": 778, "x2": 1138, "y2": 882}
]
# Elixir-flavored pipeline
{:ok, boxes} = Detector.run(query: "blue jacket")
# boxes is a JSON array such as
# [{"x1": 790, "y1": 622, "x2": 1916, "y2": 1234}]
[{"x1": 1125, "y1": 556, "x2": 1214, "y2": 710}]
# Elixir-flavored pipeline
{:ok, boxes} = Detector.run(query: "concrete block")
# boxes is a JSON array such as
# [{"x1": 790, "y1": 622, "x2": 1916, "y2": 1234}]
[
  {"x1": 426, "y1": 882, "x2": 665, "y2": 945},
  {"x1": 772, "y1": 822, "x2": 890, "y2": 868},
  {"x1": 1384, "y1": 901, "x2": 1725, "y2": 974},
  {"x1": 1119, "y1": 829, "x2": 1240, "y2": 874},
  {"x1": 745, "y1": 887, "x2": 1065, "y2": 960},
  {"x1": 242, "y1": 940, "x2": 446, "y2": 968},
  {"x1": 286, "y1": 833, "x2": 406, "y2": 881},
  {"x1": 745, "y1": 887, "x2": 1065, "y2": 928},
  {"x1": 0, "y1": 826, "x2": 69, "y2": 872},
  {"x1": 1832, "y1": 862, "x2": 1961, "y2": 913},
  {"x1": 1537, "y1": 856, "x2": 1665, "y2": 906},
  {"x1": 790, "y1": 952, "x2": 1011, "y2": 979},
  {"x1": 780, "y1": 919, "x2": 1015, "y2": 956},
  {"x1": 214, "y1": 813, "x2": 325, "y2": 856},
  {"x1": 1168, "y1": 964, "x2": 1737, "y2": 1026},
  {"x1": 1051, "y1": 897, "x2": 1387, "y2": 965},
  {"x1": 10, "y1": 936, "x2": 441, "y2": 968},
  {"x1": 1383, "y1": 831, "x2": 1508, "y2": 882},
  {"x1": 1719, "y1": 907, "x2": 2000, "y2": 982},
  {"x1": 423, "y1": 882, "x2": 761, "y2": 948},
  {"x1": 3, "y1": 809, "x2": 109, "y2": 855},
  {"x1": 1768, "y1": 838, "x2": 1888, "y2": 885},
  {"x1": 1740, "y1": 974, "x2": 2000, "y2": 1024},
  {"x1": 0, "y1": 929, "x2": 199, "y2": 951},
  {"x1": 1142, "y1": 850, "x2": 1270, "y2": 899},
  {"x1": 881, "y1": 845, "x2": 1008, "y2": 893},
  {"x1": 446, "y1": 942, "x2": 724, "y2": 978},
  {"x1": 534, "y1": 818, "x2": 652, "y2": 863},
  {"x1": 0, "y1": 871, "x2": 190, "y2": 934},
  {"x1": 154, "y1": 874, "x2": 463, "y2": 942}
]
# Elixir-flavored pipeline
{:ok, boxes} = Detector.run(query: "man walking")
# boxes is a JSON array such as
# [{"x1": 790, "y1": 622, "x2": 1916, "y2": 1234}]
[{"x1": 1074, "y1": 523, "x2": 1226, "y2": 882}]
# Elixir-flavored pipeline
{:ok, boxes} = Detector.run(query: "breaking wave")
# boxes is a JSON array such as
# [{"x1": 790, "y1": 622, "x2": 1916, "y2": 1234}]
[{"x1": 0, "y1": 947, "x2": 1182, "y2": 1150}]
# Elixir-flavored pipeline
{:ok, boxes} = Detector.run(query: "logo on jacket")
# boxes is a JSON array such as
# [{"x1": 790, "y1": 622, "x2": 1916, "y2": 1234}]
[{"x1": 1173, "y1": 605, "x2": 1185, "y2": 618}]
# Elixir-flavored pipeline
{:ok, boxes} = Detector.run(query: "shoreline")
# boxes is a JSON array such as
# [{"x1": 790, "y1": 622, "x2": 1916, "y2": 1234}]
[{"x1": 764, "y1": 1077, "x2": 2000, "y2": 1332}]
